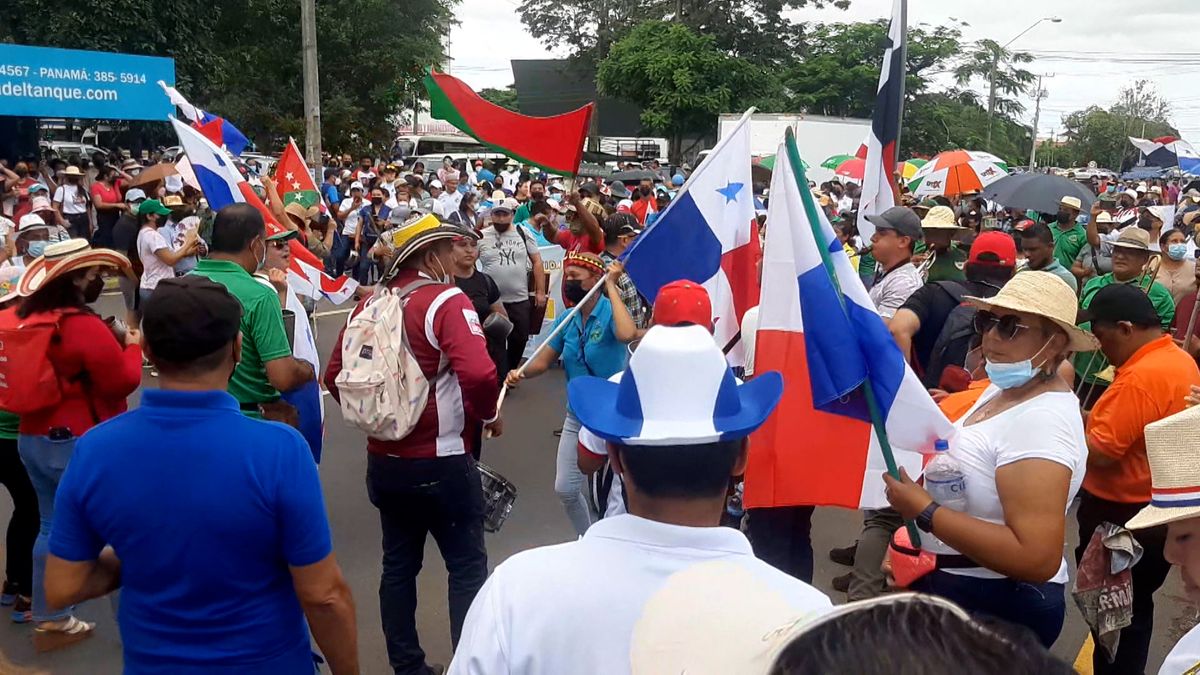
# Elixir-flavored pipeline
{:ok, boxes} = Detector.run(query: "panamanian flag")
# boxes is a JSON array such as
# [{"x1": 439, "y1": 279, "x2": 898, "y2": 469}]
[
  {"x1": 746, "y1": 129, "x2": 953, "y2": 510},
  {"x1": 160, "y1": 81, "x2": 250, "y2": 156},
  {"x1": 621, "y1": 110, "x2": 761, "y2": 367},
  {"x1": 170, "y1": 117, "x2": 357, "y2": 304},
  {"x1": 856, "y1": 0, "x2": 906, "y2": 241}
]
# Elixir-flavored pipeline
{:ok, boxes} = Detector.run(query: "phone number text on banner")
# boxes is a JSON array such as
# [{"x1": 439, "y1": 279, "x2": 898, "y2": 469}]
[{"x1": 0, "y1": 44, "x2": 175, "y2": 121}]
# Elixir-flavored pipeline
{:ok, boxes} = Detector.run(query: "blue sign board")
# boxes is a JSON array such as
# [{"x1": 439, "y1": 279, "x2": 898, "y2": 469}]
[{"x1": 0, "y1": 44, "x2": 175, "y2": 121}]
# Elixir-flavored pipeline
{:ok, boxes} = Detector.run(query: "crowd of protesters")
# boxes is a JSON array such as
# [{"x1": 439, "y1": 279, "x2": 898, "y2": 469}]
[{"x1": 2, "y1": 142, "x2": 1200, "y2": 675}]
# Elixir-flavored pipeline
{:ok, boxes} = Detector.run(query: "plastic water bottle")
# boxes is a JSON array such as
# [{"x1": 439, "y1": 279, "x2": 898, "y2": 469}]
[{"x1": 923, "y1": 439, "x2": 967, "y2": 553}]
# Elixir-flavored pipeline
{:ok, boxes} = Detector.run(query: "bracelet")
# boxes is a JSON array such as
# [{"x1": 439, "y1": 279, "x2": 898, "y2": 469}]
[{"x1": 916, "y1": 501, "x2": 941, "y2": 533}]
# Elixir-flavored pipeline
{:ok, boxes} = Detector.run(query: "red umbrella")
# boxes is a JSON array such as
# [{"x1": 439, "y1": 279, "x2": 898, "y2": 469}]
[{"x1": 834, "y1": 158, "x2": 865, "y2": 181}]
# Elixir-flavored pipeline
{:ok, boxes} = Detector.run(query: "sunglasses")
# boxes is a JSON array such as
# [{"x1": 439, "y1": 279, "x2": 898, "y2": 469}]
[{"x1": 973, "y1": 310, "x2": 1030, "y2": 340}]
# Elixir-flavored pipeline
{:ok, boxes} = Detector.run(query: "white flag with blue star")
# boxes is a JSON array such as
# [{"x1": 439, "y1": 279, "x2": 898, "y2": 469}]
[{"x1": 622, "y1": 109, "x2": 761, "y2": 367}]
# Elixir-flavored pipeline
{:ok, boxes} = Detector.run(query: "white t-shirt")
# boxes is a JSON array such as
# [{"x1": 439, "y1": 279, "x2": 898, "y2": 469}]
[
  {"x1": 867, "y1": 261, "x2": 923, "y2": 319},
  {"x1": 53, "y1": 183, "x2": 89, "y2": 215},
  {"x1": 1160, "y1": 621, "x2": 1200, "y2": 675},
  {"x1": 448, "y1": 514, "x2": 831, "y2": 675},
  {"x1": 437, "y1": 189, "x2": 463, "y2": 214},
  {"x1": 137, "y1": 226, "x2": 175, "y2": 291},
  {"x1": 338, "y1": 198, "x2": 362, "y2": 236},
  {"x1": 931, "y1": 386, "x2": 1087, "y2": 583},
  {"x1": 500, "y1": 169, "x2": 521, "y2": 192}
]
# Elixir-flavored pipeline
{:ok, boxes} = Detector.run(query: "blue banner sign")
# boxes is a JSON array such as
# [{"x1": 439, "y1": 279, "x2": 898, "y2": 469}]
[{"x1": 0, "y1": 44, "x2": 175, "y2": 121}]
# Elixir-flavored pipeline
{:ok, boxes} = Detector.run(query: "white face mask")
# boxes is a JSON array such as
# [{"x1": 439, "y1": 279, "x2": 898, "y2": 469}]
[
  {"x1": 253, "y1": 237, "x2": 267, "y2": 273},
  {"x1": 432, "y1": 253, "x2": 452, "y2": 283}
]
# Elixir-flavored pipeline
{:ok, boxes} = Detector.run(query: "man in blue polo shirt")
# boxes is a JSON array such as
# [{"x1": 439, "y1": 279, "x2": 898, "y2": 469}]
[{"x1": 44, "y1": 276, "x2": 358, "y2": 674}]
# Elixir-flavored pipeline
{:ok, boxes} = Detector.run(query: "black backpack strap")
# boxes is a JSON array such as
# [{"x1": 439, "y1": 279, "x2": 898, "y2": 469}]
[{"x1": 931, "y1": 280, "x2": 969, "y2": 306}]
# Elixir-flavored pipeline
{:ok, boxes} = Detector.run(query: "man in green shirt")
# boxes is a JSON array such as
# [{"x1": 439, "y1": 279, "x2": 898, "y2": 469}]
[
  {"x1": 1017, "y1": 221, "x2": 1078, "y2": 293},
  {"x1": 917, "y1": 205, "x2": 968, "y2": 282},
  {"x1": 189, "y1": 204, "x2": 314, "y2": 417},
  {"x1": 1051, "y1": 195, "x2": 1088, "y2": 269},
  {"x1": 1073, "y1": 227, "x2": 1174, "y2": 408}
]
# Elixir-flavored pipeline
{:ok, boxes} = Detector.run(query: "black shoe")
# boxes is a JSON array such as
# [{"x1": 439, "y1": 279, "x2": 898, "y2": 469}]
[
  {"x1": 829, "y1": 542, "x2": 857, "y2": 567},
  {"x1": 832, "y1": 572, "x2": 852, "y2": 593}
]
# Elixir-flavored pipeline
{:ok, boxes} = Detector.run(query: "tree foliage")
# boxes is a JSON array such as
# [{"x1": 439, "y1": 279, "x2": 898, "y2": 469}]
[
  {"x1": 478, "y1": 86, "x2": 519, "y2": 112},
  {"x1": 0, "y1": 0, "x2": 454, "y2": 154},
  {"x1": 518, "y1": 0, "x2": 847, "y2": 67},
  {"x1": 952, "y1": 39, "x2": 1036, "y2": 117},
  {"x1": 596, "y1": 21, "x2": 775, "y2": 162},
  {"x1": 1055, "y1": 82, "x2": 1178, "y2": 170}
]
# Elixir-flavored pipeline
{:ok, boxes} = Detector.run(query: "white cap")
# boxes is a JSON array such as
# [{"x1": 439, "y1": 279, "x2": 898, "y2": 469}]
[
  {"x1": 349, "y1": 181, "x2": 364, "y2": 191},
  {"x1": 164, "y1": 174, "x2": 184, "y2": 193},
  {"x1": 1123, "y1": 189, "x2": 1139, "y2": 200},
  {"x1": 429, "y1": 179, "x2": 444, "y2": 189},
  {"x1": 17, "y1": 213, "x2": 48, "y2": 231},
  {"x1": 125, "y1": 188, "x2": 147, "y2": 203}
]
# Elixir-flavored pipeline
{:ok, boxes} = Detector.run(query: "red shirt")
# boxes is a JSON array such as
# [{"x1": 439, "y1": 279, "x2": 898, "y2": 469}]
[
  {"x1": 11, "y1": 177, "x2": 39, "y2": 221},
  {"x1": 91, "y1": 181, "x2": 121, "y2": 207},
  {"x1": 324, "y1": 270, "x2": 498, "y2": 458},
  {"x1": 554, "y1": 228, "x2": 603, "y2": 254},
  {"x1": 19, "y1": 312, "x2": 143, "y2": 437}
]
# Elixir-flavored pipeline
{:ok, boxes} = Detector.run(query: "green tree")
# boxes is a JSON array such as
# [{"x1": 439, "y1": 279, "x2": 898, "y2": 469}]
[
  {"x1": 518, "y1": 0, "x2": 847, "y2": 67},
  {"x1": 952, "y1": 39, "x2": 1036, "y2": 118},
  {"x1": 478, "y1": 85, "x2": 519, "y2": 112},
  {"x1": 1058, "y1": 102, "x2": 1177, "y2": 171},
  {"x1": 781, "y1": 21, "x2": 964, "y2": 118},
  {"x1": 0, "y1": 0, "x2": 454, "y2": 154},
  {"x1": 596, "y1": 21, "x2": 774, "y2": 162},
  {"x1": 902, "y1": 90, "x2": 1030, "y2": 164}
]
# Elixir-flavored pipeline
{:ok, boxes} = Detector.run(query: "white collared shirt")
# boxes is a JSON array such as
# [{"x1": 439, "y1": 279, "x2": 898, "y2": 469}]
[{"x1": 448, "y1": 514, "x2": 831, "y2": 675}]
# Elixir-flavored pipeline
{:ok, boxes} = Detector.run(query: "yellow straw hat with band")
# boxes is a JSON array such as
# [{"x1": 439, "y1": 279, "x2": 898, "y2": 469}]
[
  {"x1": 382, "y1": 213, "x2": 468, "y2": 281},
  {"x1": 1127, "y1": 405, "x2": 1200, "y2": 530},
  {"x1": 962, "y1": 271, "x2": 1098, "y2": 352},
  {"x1": 17, "y1": 240, "x2": 133, "y2": 297}
]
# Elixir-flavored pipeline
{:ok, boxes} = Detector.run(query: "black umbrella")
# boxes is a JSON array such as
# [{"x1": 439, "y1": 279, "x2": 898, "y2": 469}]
[{"x1": 981, "y1": 173, "x2": 1095, "y2": 214}]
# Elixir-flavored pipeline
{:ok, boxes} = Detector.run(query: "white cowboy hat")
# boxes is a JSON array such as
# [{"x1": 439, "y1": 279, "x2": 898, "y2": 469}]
[
  {"x1": 568, "y1": 324, "x2": 783, "y2": 446},
  {"x1": 920, "y1": 205, "x2": 964, "y2": 230},
  {"x1": 1128, "y1": 405, "x2": 1200, "y2": 529}
]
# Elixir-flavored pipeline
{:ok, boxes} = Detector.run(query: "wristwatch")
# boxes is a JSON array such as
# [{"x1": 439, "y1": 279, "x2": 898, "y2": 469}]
[{"x1": 916, "y1": 501, "x2": 941, "y2": 533}]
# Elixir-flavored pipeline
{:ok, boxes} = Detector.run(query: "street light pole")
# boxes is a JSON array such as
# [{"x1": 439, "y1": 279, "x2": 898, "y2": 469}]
[
  {"x1": 300, "y1": 0, "x2": 322, "y2": 170},
  {"x1": 985, "y1": 16, "x2": 1060, "y2": 152}
]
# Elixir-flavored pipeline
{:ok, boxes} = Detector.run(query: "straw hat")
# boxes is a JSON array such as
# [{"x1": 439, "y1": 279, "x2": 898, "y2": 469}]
[
  {"x1": 17, "y1": 240, "x2": 133, "y2": 297},
  {"x1": 1095, "y1": 211, "x2": 1114, "y2": 225},
  {"x1": 920, "y1": 205, "x2": 964, "y2": 230},
  {"x1": 964, "y1": 271, "x2": 1098, "y2": 351},
  {"x1": 61, "y1": 165, "x2": 84, "y2": 177},
  {"x1": 1110, "y1": 227, "x2": 1152, "y2": 252},
  {"x1": 1060, "y1": 195, "x2": 1082, "y2": 211},
  {"x1": 1127, "y1": 405, "x2": 1200, "y2": 529},
  {"x1": 382, "y1": 213, "x2": 464, "y2": 279}
]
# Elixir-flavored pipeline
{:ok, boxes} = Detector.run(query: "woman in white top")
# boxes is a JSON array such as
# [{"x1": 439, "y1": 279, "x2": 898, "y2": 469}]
[
  {"x1": 135, "y1": 200, "x2": 200, "y2": 305},
  {"x1": 885, "y1": 272, "x2": 1098, "y2": 648}
]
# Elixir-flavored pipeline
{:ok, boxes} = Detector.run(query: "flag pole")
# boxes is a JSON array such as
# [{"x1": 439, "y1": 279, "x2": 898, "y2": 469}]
[{"x1": 783, "y1": 127, "x2": 922, "y2": 545}]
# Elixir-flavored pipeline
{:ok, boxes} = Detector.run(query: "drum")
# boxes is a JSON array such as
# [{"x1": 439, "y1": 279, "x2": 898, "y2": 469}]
[{"x1": 478, "y1": 462, "x2": 517, "y2": 533}]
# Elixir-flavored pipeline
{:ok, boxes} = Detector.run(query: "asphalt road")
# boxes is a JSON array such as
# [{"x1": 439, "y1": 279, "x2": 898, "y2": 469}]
[{"x1": 0, "y1": 294, "x2": 1192, "y2": 673}]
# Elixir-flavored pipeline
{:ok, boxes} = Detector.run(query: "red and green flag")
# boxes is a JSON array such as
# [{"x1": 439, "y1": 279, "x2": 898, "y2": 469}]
[
  {"x1": 275, "y1": 138, "x2": 326, "y2": 213},
  {"x1": 423, "y1": 69, "x2": 593, "y2": 176}
]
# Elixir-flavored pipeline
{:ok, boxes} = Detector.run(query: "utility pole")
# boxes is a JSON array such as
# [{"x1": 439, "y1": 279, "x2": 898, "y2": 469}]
[
  {"x1": 1027, "y1": 76, "x2": 1042, "y2": 170},
  {"x1": 300, "y1": 0, "x2": 322, "y2": 171},
  {"x1": 985, "y1": 16, "x2": 1061, "y2": 152}
]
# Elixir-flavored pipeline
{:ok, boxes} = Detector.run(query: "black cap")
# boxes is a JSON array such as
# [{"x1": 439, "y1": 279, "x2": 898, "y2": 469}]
[
  {"x1": 578, "y1": 181, "x2": 599, "y2": 195},
  {"x1": 865, "y1": 206, "x2": 924, "y2": 241},
  {"x1": 1079, "y1": 283, "x2": 1160, "y2": 327},
  {"x1": 143, "y1": 276, "x2": 243, "y2": 364}
]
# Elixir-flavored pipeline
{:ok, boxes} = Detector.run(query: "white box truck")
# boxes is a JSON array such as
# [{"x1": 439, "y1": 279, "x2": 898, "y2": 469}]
[{"x1": 717, "y1": 112, "x2": 872, "y2": 184}]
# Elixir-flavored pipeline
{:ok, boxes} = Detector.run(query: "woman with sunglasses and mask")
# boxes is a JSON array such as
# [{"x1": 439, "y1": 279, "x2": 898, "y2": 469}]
[
  {"x1": 884, "y1": 272, "x2": 1097, "y2": 648},
  {"x1": 504, "y1": 252, "x2": 632, "y2": 536}
]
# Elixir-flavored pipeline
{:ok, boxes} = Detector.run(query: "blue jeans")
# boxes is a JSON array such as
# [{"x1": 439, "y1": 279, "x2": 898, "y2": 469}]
[
  {"x1": 331, "y1": 231, "x2": 352, "y2": 277},
  {"x1": 912, "y1": 570, "x2": 1065, "y2": 648},
  {"x1": 555, "y1": 413, "x2": 593, "y2": 537},
  {"x1": 17, "y1": 434, "x2": 77, "y2": 623}
]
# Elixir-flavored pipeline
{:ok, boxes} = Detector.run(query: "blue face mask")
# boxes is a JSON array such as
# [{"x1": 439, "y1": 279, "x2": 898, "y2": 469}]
[
  {"x1": 1168, "y1": 243, "x2": 1189, "y2": 261},
  {"x1": 27, "y1": 240, "x2": 47, "y2": 257},
  {"x1": 983, "y1": 340, "x2": 1052, "y2": 390}
]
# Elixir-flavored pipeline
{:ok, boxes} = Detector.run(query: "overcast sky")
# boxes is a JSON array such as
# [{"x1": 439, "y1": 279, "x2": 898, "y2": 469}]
[{"x1": 448, "y1": 0, "x2": 1200, "y2": 139}]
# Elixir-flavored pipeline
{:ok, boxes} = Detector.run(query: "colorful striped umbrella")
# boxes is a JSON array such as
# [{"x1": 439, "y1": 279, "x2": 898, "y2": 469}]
[
  {"x1": 834, "y1": 158, "x2": 865, "y2": 181},
  {"x1": 896, "y1": 158, "x2": 927, "y2": 180},
  {"x1": 907, "y1": 150, "x2": 1009, "y2": 197}
]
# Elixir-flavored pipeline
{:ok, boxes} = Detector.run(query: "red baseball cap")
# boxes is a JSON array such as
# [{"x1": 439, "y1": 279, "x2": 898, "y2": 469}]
[
  {"x1": 653, "y1": 280, "x2": 712, "y2": 329},
  {"x1": 968, "y1": 231, "x2": 1017, "y2": 267}
]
